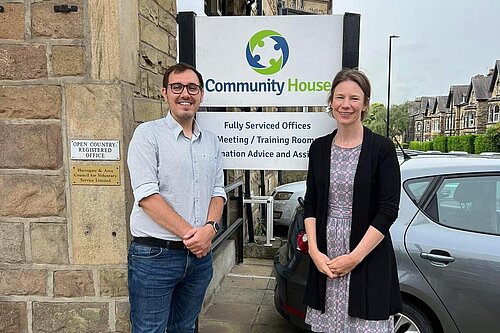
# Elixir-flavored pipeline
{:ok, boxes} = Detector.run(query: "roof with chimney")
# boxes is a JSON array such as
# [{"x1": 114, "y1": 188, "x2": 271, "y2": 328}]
[
  {"x1": 446, "y1": 85, "x2": 469, "y2": 108},
  {"x1": 467, "y1": 74, "x2": 492, "y2": 102}
]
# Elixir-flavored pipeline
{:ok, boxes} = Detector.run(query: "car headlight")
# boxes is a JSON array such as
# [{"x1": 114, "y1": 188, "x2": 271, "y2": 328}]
[{"x1": 274, "y1": 191, "x2": 293, "y2": 200}]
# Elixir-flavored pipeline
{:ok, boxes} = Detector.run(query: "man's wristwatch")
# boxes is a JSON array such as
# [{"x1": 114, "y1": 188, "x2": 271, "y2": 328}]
[{"x1": 206, "y1": 221, "x2": 220, "y2": 234}]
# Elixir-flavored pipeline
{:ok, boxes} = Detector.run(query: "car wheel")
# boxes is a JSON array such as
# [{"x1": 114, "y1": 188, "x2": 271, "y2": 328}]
[{"x1": 394, "y1": 301, "x2": 434, "y2": 333}]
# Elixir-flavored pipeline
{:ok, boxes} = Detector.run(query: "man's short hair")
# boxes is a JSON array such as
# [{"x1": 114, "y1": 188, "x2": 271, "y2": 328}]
[{"x1": 163, "y1": 63, "x2": 204, "y2": 89}]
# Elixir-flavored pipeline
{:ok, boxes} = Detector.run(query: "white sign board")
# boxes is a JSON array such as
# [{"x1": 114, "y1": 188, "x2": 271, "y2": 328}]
[
  {"x1": 196, "y1": 15, "x2": 344, "y2": 107},
  {"x1": 70, "y1": 140, "x2": 120, "y2": 160},
  {"x1": 197, "y1": 112, "x2": 336, "y2": 170}
]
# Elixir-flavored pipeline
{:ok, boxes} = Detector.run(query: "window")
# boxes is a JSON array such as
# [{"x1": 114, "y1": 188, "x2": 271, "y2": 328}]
[
  {"x1": 468, "y1": 112, "x2": 475, "y2": 128},
  {"x1": 488, "y1": 106, "x2": 493, "y2": 123},
  {"x1": 416, "y1": 122, "x2": 422, "y2": 131},
  {"x1": 464, "y1": 112, "x2": 475, "y2": 128},
  {"x1": 495, "y1": 105, "x2": 500, "y2": 122},
  {"x1": 404, "y1": 177, "x2": 433, "y2": 204},
  {"x1": 428, "y1": 176, "x2": 500, "y2": 235},
  {"x1": 433, "y1": 120, "x2": 440, "y2": 131}
]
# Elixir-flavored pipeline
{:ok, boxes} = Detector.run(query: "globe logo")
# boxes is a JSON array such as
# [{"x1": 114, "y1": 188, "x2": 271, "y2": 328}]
[{"x1": 246, "y1": 30, "x2": 289, "y2": 75}]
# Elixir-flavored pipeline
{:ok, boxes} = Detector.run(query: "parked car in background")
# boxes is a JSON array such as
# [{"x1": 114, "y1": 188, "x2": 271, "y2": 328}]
[
  {"x1": 272, "y1": 180, "x2": 306, "y2": 227},
  {"x1": 273, "y1": 154, "x2": 500, "y2": 333}
]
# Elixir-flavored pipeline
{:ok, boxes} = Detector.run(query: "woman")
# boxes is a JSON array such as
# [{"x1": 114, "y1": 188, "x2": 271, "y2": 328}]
[{"x1": 303, "y1": 69, "x2": 402, "y2": 332}]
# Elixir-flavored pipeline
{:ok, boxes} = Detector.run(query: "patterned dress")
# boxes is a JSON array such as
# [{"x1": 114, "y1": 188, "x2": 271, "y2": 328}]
[{"x1": 305, "y1": 143, "x2": 394, "y2": 333}]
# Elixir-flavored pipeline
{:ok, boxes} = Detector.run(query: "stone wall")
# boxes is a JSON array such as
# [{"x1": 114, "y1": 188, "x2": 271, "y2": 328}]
[{"x1": 0, "y1": 0, "x2": 177, "y2": 331}]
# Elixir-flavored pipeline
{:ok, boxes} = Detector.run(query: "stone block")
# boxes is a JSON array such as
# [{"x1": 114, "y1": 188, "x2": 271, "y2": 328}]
[
  {"x1": 0, "y1": 222, "x2": 25, "y2": 263},
  {"x1": 89, "y1": 0, "x2": 119, "y2": 80},
  {"x1": 52, "y1": 45, "x2": 85, "y2": 77},
  {"x1": 0, "y1": 175, "x2": 66, "y2": 218},
  {"x1": 70, "y1": 185, "x2": 128, "y2": 265},
  {"x1": 156, "y1": 50, "x2": 175, "y2": 75},
  {"x1": 133, "y1": 97, "x2": 163, "y2": 122},
  {"x1": 0, "y1": 123, "x2": 62, "y2": 169},
  {"x1": 54, "y1": 270, "x2": 94, "y2": 297},
  {"x1": 31, "y1": 223, "x2": 69, "y2": 264},
  {"x1": 139, "y1": 0, "x2": 159, "y2": 24},
  {"x1": 32, "y1": 302, "x2": 108, "y2": 333},
  {"x1": 168, "y1": 35, "x2": 177, "y2": 58},
  {"x1": 118, "y1": 0, "x2": 140, "y2": 85},
  {"x1": 0, "y1": 85, "x2": 61, "y2": 119},
  {"x1": 139, "y1": 42, "x2": 158, "y2": 72},
  {"x1": 139, "y1": 68, "x2": 149, "y2": 96},
  {"x1": 0, "y1": 3, "x2": 24, "y2": 40},
  {"x1": 147, "y1": 71, "x2": 163, "y2": 99},
  {"x1": 157, "y1": 0, "x2": 176, "y2": 15},
  {"x1": 0, "y1": 44, "x2": 47, "y2": 80},
  {"x1": 0, "y1": 269, "x2": 47, "y2": 296},
  {"x1": 158, "y1": 10, "x2": 176, "y2": 37},
  {"x1": 157, "y1": 51, "x2": 175, "y2": 73},
  {"x1": 115, "y1": 301, "x2": 130, "y2": 333},
  {"x1": 99, "y1": 268, "x2": 127, "y2": 297},
  {"x1": 0, "y1": 302, "x2": 28, "y2": 333},
  {"x1": 31, "y1": 0, "x2": 84, "y2": 38},
  {"x1": 65, "y1": 84, "x2": 123, "y2": 138},
  {"x1": 140, "y1": 17, "x2": 169, "y2": 53}
]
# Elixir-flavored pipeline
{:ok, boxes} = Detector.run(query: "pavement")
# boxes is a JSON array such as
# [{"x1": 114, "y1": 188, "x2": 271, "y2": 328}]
[{"x1": 198, "y1": 258, "x2": 309, "y2": 333}]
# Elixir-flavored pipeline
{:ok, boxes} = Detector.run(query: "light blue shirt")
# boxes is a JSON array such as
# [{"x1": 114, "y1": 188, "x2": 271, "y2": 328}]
[{"x1": 127, "y1": 112, "x2": 226, "y2": 241}]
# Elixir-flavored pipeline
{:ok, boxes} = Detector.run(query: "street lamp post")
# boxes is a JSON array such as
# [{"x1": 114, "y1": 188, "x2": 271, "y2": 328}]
[{"x1": 386, "y1": 35, "x2": 399, "y2": 138}]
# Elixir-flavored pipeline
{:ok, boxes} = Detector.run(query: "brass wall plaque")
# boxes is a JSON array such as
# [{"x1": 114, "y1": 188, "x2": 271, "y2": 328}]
[{"x1": 71, "y1": 166, "x2": 120, "y2": 186}]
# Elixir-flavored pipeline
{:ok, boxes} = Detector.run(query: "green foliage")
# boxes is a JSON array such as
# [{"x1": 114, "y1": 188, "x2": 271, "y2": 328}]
[
  {"x1": 474, "y1": 134, "x2": 497, "y2": 153},
  {"x1": 421, "y1": 141, "x2": 434, "y2": 151},
  {"x1": 409, "y1": 141, "x2": 422, "y2": 150},
  {"x1": 254, "y1": 217, "x2": 266, "y2": 236},
  {"x1": 447, "y1": 136, "x2": 461, "y2": 151},
  {"x1": 363, "y1": 101, "x2": 410, "y2": 138},
  {"x1": 363, "y1": 102, "x2": 386, "y2": 136},
  {"x1": 432, "y1": 136, "x2": 447, "y2": 152},
  {"x1": 446, "y1": 135, "x2": 475, "y2": 153},
  {"x1": 389, "y1": 102, "x2": 410, "y2": 138},
  {"x1": 485, "y1": 123, "x2": 500, "y2": 149}
]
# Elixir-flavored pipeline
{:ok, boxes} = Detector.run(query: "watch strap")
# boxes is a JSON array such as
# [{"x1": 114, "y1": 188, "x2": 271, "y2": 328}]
[{"x1": 206, "y1": 220, "x2": 219, "y2": 233}]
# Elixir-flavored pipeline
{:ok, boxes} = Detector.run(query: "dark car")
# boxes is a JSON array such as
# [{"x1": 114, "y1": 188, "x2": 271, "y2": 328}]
[{"x1": 273, "y1": 154, "x2": 500, "y2": 333}]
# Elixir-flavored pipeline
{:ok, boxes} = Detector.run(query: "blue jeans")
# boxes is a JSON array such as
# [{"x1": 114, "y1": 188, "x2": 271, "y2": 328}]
[{"x1": 128, "y1": 242, "x2": 213, "y2": 333}]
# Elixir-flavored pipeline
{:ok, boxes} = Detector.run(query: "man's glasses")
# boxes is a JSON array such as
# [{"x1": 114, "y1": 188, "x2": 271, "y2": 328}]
[{"x1": 168, "y1": 83, "x2": 202, "y2": 95}]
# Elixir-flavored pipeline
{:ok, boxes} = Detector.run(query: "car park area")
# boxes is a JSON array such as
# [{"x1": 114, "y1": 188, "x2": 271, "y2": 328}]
[{"x1": 273, "y1": 154, "x2": 500, "y2": 333}]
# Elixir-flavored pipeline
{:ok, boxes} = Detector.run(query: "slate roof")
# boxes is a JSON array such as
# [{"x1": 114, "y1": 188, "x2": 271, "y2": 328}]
[
  {"x1": 435, "y1": 95, "x2": 448, "y2": 114},
  {"x1": 488, "y1": 59, "x2": 500, "y2": 93},
  {"x1": 408, "y1": 99, "x2": 422, "y2": 117},
  {"x1": 467, "y1": 74, "x2": 492, "y2": 101},
  {"x1": 446, "y1": 85, "x2": 469, "y2": 108}
]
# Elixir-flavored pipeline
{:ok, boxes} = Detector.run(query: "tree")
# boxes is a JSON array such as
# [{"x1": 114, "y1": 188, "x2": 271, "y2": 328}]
[
  {"x1": 364, "y1": 101, "x2": 410, "y2": 139},
  {"x1": 363, "y1": 102, "x2": 386, "y2": 136},
  {"x1": 389, "y1": 101, "x2": 410, "y2": 138}
]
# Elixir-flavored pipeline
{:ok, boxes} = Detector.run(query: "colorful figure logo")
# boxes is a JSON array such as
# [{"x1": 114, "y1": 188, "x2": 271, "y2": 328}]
[{"x1": 246, "y1": 30, "x2": 289, "y2": 75}]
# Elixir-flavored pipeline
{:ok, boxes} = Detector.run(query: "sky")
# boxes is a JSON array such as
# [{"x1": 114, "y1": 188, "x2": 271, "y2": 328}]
[{"x1": 333, "y1": 0, "x2": 500, "y2": 105}]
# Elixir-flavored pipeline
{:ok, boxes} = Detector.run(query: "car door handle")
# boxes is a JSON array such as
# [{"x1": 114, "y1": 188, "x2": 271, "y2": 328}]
[{"x1": 420, "y1": 252, "x2": 455, "y2": 264}]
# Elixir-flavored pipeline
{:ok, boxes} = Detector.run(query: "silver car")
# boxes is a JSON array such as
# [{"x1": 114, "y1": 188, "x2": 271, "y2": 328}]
[
  {"x1": 273, "y1": 180, "x2": 306, "y2": 227},
  {"x1": 273, "y1": 154, "x2": 500, "y2": 332}
]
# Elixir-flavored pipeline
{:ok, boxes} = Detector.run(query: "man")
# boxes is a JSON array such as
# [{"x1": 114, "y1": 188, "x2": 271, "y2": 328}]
[{"x1": 127, "y1": 62, "x2": 226, "y2": 333}]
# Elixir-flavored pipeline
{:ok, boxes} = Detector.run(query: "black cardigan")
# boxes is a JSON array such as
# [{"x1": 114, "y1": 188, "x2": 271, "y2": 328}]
[{"x1": 303, "y1": 126, "x2": 403, "y2": 320}]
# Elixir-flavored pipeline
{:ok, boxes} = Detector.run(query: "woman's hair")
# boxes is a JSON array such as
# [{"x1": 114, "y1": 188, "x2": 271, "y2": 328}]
[{"x1": 327, "y1": 68, "x2": 371, "y2": 120}]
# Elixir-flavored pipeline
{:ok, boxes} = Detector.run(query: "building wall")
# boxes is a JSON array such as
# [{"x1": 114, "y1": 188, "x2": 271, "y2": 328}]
[{"x1": 0, "y1": 1, "x2": 177, "y2": 331}]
